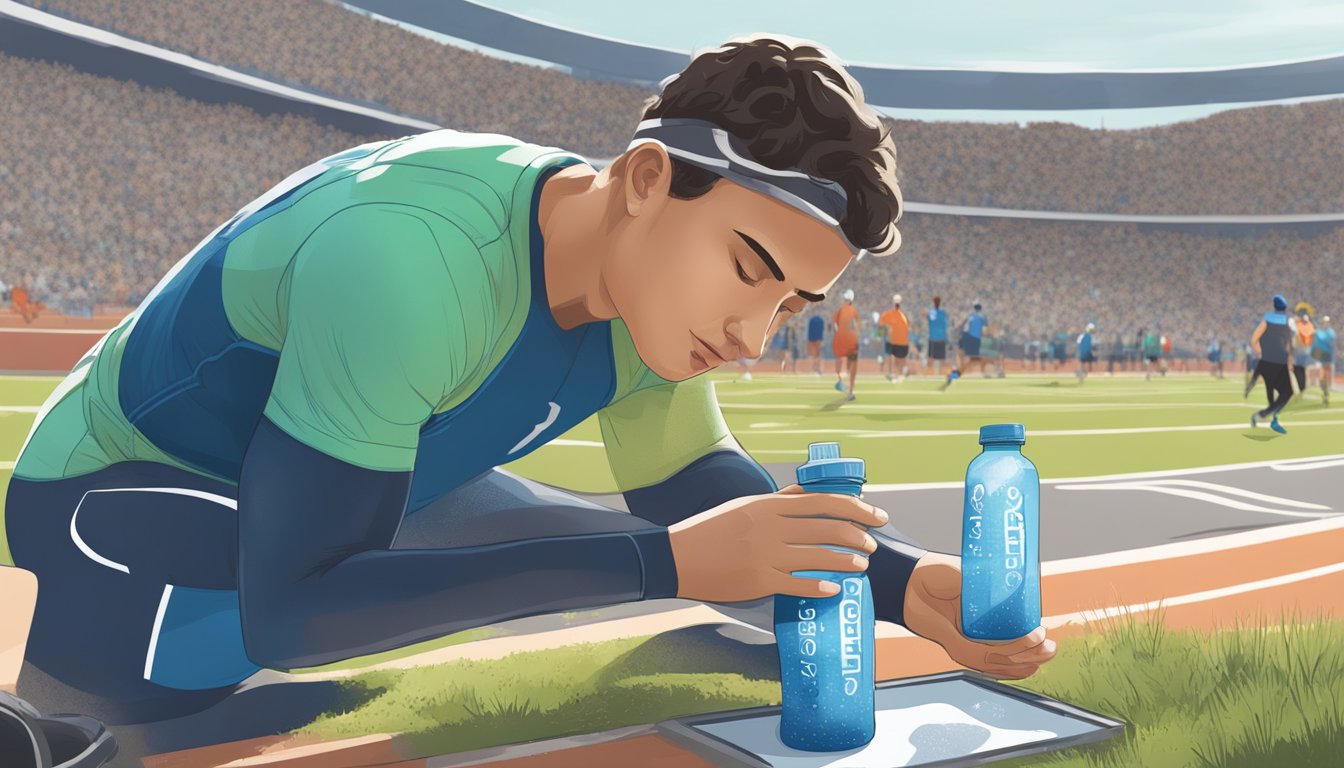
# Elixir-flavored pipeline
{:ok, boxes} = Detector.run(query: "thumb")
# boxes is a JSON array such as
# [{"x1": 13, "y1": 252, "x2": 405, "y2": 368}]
[{"x1": 777, "y1": 483, "x2": 806, "y2": 495}]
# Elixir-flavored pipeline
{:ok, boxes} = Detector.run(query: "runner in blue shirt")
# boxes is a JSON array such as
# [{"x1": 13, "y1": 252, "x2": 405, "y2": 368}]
[
  {"x1": 943, "y1": 300, "x2": 990, "y2": 389},
  {"x1": 925, "y1": 296, "x2": 949, "y2": 378},
  {"x1": 1075, "y1": 322, "x2": 1096, "y2": 384},
  {"x1": 1313, "y1": 314, "x2": 1336, "y2": 405},
  {"x1": 806, "y1": 310, "x2": 827, "y2": 375}
]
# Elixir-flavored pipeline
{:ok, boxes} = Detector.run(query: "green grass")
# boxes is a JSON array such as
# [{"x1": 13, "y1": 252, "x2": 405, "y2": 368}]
[
  {"x1": 506, "y1": 373, "x2": 1344, "y2": 491},
  {"x1": 994, "y1": 606, "x2": 1344, "y2": 768},
  {"x1": 296, "y1": 634, "x2": 781, "y2": 755},
  {"x1": 294, "y1": 607, "x2": 1344, "y2": 766}
]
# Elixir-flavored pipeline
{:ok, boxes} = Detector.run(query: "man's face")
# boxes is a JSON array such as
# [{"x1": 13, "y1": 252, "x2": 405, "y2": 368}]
[{"x1": 605, "y1": 146, "x2": 861, "y2": 381}]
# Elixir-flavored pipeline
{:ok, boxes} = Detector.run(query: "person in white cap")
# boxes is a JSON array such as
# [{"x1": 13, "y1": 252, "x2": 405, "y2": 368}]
[
  {"x1": 879, "y1": 293, "x2": 912, "y2": 382},
  {"x1": 1312, "y1": 314, "x2": 1336, "y2": 405},
  {"x1": 1075, "y1": 322, "x2": 1096, "y2": 384},
  {"x1": 832, "y1": 288, "x2": 860, "y2": 400}
]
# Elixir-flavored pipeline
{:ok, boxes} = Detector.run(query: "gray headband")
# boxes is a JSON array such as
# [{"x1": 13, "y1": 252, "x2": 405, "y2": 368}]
[{"x1": 627, "y1": 118, "x2": 866, "y2": 259}]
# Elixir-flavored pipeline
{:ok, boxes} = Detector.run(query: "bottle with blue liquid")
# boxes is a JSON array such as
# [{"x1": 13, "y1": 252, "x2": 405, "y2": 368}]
[
  {"x1": 775, "y1": 442, "x2": 876, "y2": 751},
  {"x1": 961, "y1": 424, "x2": 1041, "y2": 642}
]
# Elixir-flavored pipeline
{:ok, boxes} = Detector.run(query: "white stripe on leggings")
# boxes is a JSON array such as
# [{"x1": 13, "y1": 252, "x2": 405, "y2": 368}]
[
  {"x1": 68, "y1": 487, "x2": 239, "y2": 574},
  {"x1": 144, "y1": 583, "x2": 174, "y2": 681}
]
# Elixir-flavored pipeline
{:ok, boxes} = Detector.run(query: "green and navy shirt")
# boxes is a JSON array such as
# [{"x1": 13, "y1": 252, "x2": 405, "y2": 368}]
[{"x1": 12, "y1": 130, "x2": 738, "y2": 516}]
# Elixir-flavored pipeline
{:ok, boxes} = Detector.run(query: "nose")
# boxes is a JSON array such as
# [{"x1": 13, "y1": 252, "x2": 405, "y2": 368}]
[{"x1": 724, "y1": 318, "x2": 766, "y2": 360}]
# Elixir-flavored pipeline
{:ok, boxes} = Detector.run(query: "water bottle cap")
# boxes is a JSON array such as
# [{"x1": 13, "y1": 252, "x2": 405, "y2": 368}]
[
  {"x1": 796, "y1": 442, "x2": 866, "y2": 485},
  {"x1": 979, "y1": 423, "x2": 1026, "y2": 445}
]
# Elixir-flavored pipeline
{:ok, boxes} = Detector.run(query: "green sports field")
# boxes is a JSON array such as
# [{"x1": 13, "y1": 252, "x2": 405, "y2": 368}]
[
  {"x1": 506, "y1": 372, "x2": 1344, "y2": 492},
  {"x1": 4, "y1": 371, "x2": 1340, "y2": 566}
]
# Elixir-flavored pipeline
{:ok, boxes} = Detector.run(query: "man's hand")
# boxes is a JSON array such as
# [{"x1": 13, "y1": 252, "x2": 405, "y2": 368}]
[
  {"x1": 903, "y1": 552, "x2": 1057, "y2": 679},
  {"x1": 668, "y1": 484, "x2": 887, "y2": 603}
]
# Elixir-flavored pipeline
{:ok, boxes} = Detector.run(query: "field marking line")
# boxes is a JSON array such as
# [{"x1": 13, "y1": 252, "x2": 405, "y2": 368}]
[
  {"x1": 863, "y1": 454, "x2": 1344, "y2": 492},
  {"x1": 0, "y1": 406, "x2": 40, "y2": 413},
  {"x1": 739, "y1": 420, "x2": 1344, "y2": 438},
  {"x1": 1044, "y1": 559, "x2": 1344, "y2": 628},
  {"x1": 718, "y1": 402, "x2": 1256, "y2": 412},
  {"x1": 0, "y1": 462, "x2": 13, "y2": 470},
  {"x1": 1054, "y1": 482, "x2": 1332, "y2": 517},
  {"x1": 1273, "y1": 458, "x2": 1344, "y2": 471}
]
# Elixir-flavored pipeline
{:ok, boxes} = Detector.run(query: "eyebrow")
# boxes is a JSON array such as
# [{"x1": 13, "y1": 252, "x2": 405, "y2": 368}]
[{"x1": 734, "y1": 230, "x2": 826, "y2": 303}]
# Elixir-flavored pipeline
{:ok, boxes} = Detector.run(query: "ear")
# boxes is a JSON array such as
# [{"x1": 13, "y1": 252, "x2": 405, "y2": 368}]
[{"x1": 617, "y1": 142, "x2": 673, "y2": 218}]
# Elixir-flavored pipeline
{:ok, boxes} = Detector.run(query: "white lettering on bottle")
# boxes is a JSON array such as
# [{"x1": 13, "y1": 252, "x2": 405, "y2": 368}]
[
  {"x1": 839, "y1": 578, "x2": 864, "y2": 696},
  {"x1": 968, "y1": 483, "x2": 985, "y2": 541},
  {"x1": 1003, "y1": 486, "x2": 1025, "y2": 588}
]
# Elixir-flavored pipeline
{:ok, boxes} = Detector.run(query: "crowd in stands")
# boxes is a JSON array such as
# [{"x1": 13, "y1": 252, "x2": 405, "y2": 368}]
[
  {"x1": 24, "y1": 0, "x2": 1344, "y2": 215},
  {"x1": 0, "y1": 52, "x2": 377, "y2": 315},
  {"x1": 2, "y1": 10, "x2": 1341, "y2": 347},
  {"x1": 811, "y1": 215, "x2": 1344, "y2": 361}
]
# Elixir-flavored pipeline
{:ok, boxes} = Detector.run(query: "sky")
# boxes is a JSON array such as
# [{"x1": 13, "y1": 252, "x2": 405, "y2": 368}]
[{"x1": 466, "y1": 0, "x2": 1344, "y2": 129}]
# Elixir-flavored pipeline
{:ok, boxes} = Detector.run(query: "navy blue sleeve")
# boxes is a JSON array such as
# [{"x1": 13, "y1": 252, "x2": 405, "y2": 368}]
[
  {"x1": 623, "y1": 448, "x2": 779, "y2": 526},
  {"x1": 237, "y1": 416, "x2": 678, "y2": 671},
  {"x1": 624, "y1": 448, "x2": 929, "y2": 627}
]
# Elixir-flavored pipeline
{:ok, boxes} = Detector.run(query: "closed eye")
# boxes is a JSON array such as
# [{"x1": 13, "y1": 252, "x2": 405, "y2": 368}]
[{"x1": 734, "y1": 258, "x2": 760, "y2": 286}]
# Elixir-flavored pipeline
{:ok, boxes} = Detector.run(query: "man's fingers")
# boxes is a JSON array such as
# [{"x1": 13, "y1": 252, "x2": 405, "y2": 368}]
[
  {"x1": 778, "y1": 492, "x2": 889, "y2": 527},
  {"x1": 980, "y1": 662, "x2": 1040, "y2": 680},
  {"x1": 773, "y1": 573, "x2": 843, "y2": 599},
  {"x1": 782, "y1": 519, "x2": 877, "y2": 553},
  {"x1": 996, "y1": 639, "x2": 1057, "y2": 665},
  {"x1": 983, "y1": 626, "x2": 1048, "y2": 657},
  {"x1": 781, "y1": 545, "x2": 870, "y2": 574}
]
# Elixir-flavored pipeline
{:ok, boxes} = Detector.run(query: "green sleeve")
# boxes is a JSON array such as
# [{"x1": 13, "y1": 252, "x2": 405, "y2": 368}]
[
  {"x1": 598, "y1": 322, "x2": 737, "y2": 490},
  {"x1": 263, "y1": 204, "x2": 478, "y2": 471}
]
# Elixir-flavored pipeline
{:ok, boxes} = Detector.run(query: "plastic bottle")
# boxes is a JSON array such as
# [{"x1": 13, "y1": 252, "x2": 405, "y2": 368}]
[
  {"x1": 775, "y1": 442, "x2": 875, "y2": 751},
  {"x1": 961, "y1": 424, "x2": 1042, "y2": 642}
]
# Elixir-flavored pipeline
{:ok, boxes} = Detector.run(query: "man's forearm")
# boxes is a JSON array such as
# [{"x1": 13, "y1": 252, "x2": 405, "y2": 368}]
[
  {"x1": 623, "y1": 448, "x2": 778, "y2": 526},
  {"x1": 622, "y1": 447, "x2": 931, "y2": 627},
  {"x1": 239, "y1": 417, "x2": 679, "y2": 670}
]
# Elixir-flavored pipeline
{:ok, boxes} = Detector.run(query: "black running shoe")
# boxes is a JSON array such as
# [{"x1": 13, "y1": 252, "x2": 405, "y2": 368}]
[{"x1": 0, "y1": 692, "x2": 117, "y2": 768}]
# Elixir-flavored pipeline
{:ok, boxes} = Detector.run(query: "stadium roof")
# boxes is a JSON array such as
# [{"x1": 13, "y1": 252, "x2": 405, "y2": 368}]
[{"x1": 345, "y1": 0, "x2": 1344, "y2": 115}]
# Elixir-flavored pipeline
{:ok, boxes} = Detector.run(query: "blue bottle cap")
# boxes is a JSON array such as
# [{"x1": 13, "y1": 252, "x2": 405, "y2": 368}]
[
  {"x1": 796, "y1": 442, "x2": 866, "y2": 485},
  {"x1": 979, "y1": 423, "x2": 1026, "y2": 445}
]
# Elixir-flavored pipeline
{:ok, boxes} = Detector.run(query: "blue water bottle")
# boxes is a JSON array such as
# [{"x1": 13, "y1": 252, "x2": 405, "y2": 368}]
[
  {"x1": 961, "y1": 424, "x2": 1042, "y2": 642},
  {"x1": 775, "y1": 442, "x2": 876, "y2": 751}
]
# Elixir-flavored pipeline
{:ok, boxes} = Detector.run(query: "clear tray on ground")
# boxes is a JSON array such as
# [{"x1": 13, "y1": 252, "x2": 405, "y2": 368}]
[{"x1": 657, "y1": 670, "x2": 1124, "y2": 768}]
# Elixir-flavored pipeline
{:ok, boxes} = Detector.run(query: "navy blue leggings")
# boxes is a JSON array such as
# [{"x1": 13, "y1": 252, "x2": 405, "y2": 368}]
[{"x1": 4, "y1": 461, "x2": 653, "y2": 725}]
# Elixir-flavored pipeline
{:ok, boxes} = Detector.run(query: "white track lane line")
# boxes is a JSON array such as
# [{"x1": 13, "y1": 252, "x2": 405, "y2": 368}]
[
  {"x1": 1273, "y1": 458, "x2": 1344, "y2": 472},
  {"x1": 737, "y1": 420, "x2": 1344, "y2": 437},
  {"x1": 1054, "y1": 482, "x2": 1333, "y2": 517},
  {"x1": 1044, "y1": 560, "x2": 1344, "y2": 628},
  {"x1": 1042, "y1": 514, "x2": 1344, "y2": 575}
]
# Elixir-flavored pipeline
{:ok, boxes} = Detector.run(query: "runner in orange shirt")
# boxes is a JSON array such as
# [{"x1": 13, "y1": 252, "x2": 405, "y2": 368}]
[
  {"x1": 833, "y1": 288, "x2": 860, "y2": 400},
  {"x1": 878, "y1": 293, "x2": 911, "y2": 382}
]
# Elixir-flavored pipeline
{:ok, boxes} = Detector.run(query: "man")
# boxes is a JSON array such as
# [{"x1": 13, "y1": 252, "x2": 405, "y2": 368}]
[
  {"x1": 944, "y1": 301, "x2": 990, "y2": 389},
  {"x1": 1207, "y1": 335, "x2": 1224, "y2": 379},
  {"x1": 5, "y1": 36, "x2": 1054, "y2": 725},
  {"x1": 777, "y1": 314, "x2": 801, "y2": 373},
  {"x1": 1143, "y1": 329, "x2": 1165, "y2": 381},
  {"x1": 1250, "y1": 294, "x2": 1298, "y2": 434},
  {"x1": 926, "y1": 296, "x2": 949, "y2": 377},
  {"x1": 832, "y1": 289, "x2": 860, "y2": 400},
  {"x1": 805, "y1": 308, "x2": 826, "y2": 375},
  {"x1": 1075, "y1": 322, "x2": 1096, "y2": 384},
  {"x1": 1313, "y1": 314, "x2": 1336, "y2": 406},
  {"x1": 1292, "y1": 302, "x2": 1316, "y2": 397},
  {"x1": 1108, "y1": 329, "x2": 1126, "y2": 376},
  {"x1": 878, "y1": 293, "x2": 911, "y2": 382}
]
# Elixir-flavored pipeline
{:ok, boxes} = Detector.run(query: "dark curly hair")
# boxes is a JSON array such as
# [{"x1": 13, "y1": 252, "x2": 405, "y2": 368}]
[{"x1": 639, "y1": 34, "x2": 902, "y2": 256}]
